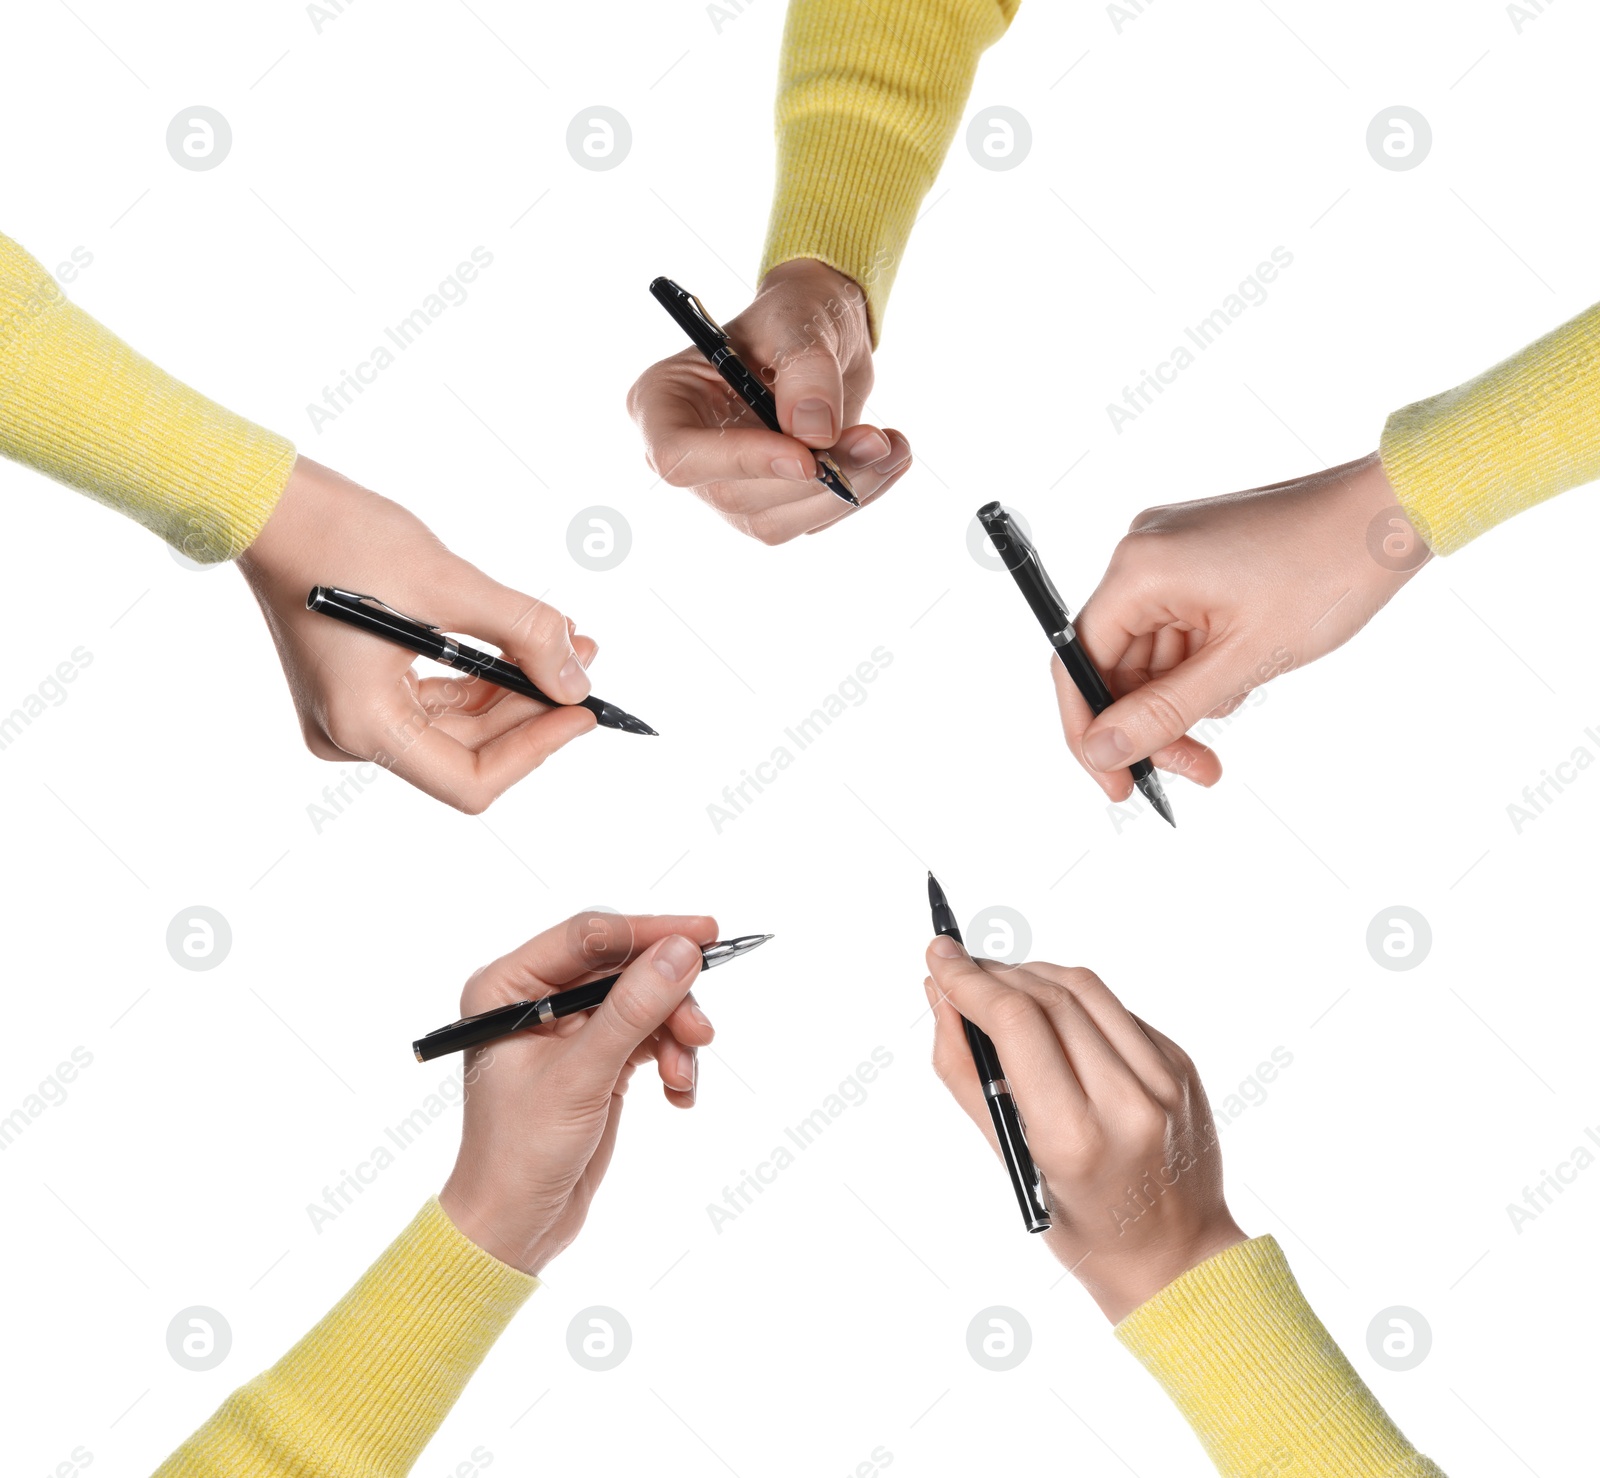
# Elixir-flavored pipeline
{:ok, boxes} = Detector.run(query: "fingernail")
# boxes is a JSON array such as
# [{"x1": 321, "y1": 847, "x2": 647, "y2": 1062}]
[
  {"x1": 930, "y1": 935, "x2": 963, "y2": 958},
  {"x1": 689, "y1": 1051, "x2": 699, "y2": 1102},
  {"x1": 1083, "y1": 727, "x2": 1133, "y2": 771},
  {"x1": 770, "y1": 456, "x2": 810, "y2": 483},
  {"x1": 676, "y1": 1049, "x2": 695, "y2": 1093},
  {"x1": 686, "y1": 999, "x2": 712, "y2": 1030},
  {"x1": 653, "y1": 935, "x2": 700, "y2": 983},
  {"x1": 559, "y1": 655, "x2": 591, "y2": 698},
  {"x1": 923, "y1": 976, "x2": 938, "y2": 1005},
  {"x1": 843, "y1": 430, "x2": 891, "y2": 467},
  {"x1": 791, "y1": 398, "x2": 834, "y2": 440}
]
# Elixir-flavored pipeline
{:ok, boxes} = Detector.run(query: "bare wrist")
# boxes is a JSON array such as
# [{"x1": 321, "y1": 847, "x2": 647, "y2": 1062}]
[
  {"x1": 439, "y1": 1178, "x2": 559, "y2": 1277},
  {"x1": 1076, "y1": 1220, "x2": 1250, "y2": 1324},
  {"x1": 758, "y1": 258, "x2": 869, "y2": 339},
  {"x1": 1343, "y1": 450, "x2": 1433, "y2": 586}
]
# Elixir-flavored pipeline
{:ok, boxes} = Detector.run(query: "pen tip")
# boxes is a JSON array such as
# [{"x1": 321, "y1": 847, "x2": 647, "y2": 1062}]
[
  {"x1": 607, "y1": 709, "x2": 658, "y2": 737},
  {"x1": 1137, "y1": 774, "x2": 1177, "y2": 828}
]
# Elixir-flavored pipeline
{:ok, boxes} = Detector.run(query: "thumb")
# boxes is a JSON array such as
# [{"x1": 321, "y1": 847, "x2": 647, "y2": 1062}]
[
  {"x1": 566, "y1": 936, "x2": 704, "y2": 1092},
  {"x1": 1079, "y1": 642, "x2": 1248, "y2": 771},
  {"x1": 770, "y1": 341, "x2": 846, "y2": 448},
  {"x1": 458, "y1": 575, "x2": 592, "y2": 706}
]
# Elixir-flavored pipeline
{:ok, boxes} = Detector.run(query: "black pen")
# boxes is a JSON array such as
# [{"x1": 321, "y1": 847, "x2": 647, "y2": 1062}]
[
  {"x1": 649, "y1": 276, "x2": 859, "y2": 506},
  {"x1": 307, "y1": 587, "x2": 657, "y2": 736},
  {"x1": 928, "y1": 873, "x2": 1051, "y2": 1234},
  {"x1": 975, "y1": 504, "x2": 1174, "y2": 826},
  {"x1": 412, "y1": 935, "x2": 774, "y2": 1061}
]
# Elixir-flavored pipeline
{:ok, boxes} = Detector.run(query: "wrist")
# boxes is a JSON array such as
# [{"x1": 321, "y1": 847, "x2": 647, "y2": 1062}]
[
  {"x1": 1342, "y1": 450, "x2": 1433, "y2": 586},
  {"x1": 439, "y1": 1174, "x2": 566, "y2": 1278},
  {"x1": 236, "y1": 453, "x2": 327, "y2": 585},
  {"x1": 1074, "y1": 1218, "x2": 1250, "y2": 1325},
  {"x1": 758, "y1": 258, "x2": 869, "y2": 341}
]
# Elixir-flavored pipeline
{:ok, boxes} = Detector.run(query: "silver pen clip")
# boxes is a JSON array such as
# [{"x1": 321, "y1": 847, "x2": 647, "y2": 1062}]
[
  {"x1": 681, "y1": 291, "x2": 729, "y2": 345},
  {"x1": 332, "y1": 588, "x2": 441, "y2": 633}
]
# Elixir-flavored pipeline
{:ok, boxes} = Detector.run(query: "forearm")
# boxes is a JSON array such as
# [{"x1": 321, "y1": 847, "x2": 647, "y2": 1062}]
[
  {"x1": 1116, "y1": 1237, "x2": 1444, "y2": 1478},
  {"x1": 1381, "y1": 300, "x2": 1600, "y2": 555},
  {"x1": 152, "y1": 1200, "x2": 536, "y2": 1478},
  {"x1": 762, "y1": 0, "x2": 1018, "y2": 338},
  {"x1": 0, "y1": 232, "x2": 294, "y2": 563}
]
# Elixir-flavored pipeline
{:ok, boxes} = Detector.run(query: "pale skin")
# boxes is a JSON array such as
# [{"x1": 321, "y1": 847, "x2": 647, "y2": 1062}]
[
  {"x1": 627, "y1": 258, "x2": 912, "y2": 544},
  {"x1": 238, "y1": 456, "x2": 602, "y2": 814},
  {"x1": 440, "y1": 912, "x2": 721, "y2": 1275},
  {"x1": 925, "y1": 937, "x2": 1246, "y2": 1322},
  {"x1": 1056, "y1": 452, "x2": 1432, "y2": 802}
]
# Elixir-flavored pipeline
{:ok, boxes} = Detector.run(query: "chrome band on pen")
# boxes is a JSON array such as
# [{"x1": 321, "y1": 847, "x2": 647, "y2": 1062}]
[
  {"x1": 535, "y1": 999, "x2": 556, "y2": 1025},
  {"x1": 985, "y1": 1079, "x2": 1014, "y2": 1099}
]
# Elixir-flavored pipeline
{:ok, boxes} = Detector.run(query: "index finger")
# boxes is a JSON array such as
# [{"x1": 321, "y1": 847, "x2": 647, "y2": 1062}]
[
  {"x1": 632, "y1": 359, "x2": 819, "y2": 490},
  {"x1": 925, "y1": 940, "x2": 1088, "y2": 1117},
  {"x1": 466, "y1": 913, "x2": 720, "y2": 1011}
]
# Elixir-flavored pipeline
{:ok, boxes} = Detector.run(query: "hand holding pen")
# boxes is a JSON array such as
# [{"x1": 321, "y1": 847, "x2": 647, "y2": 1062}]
[
  {"x1": 977, "y1": 503, "x2": 1175, "y2": 825},
  {"x1": 924, "y1": 941, "x2": 1247, "y2": 1322},
  {"x1": 629, "y1": 261, "x2": 913, "y2": 544},
  {"x1": 238, "y1": 458, "x2": 619, "y2": 815},
  {"x1": 928, "y1": 873, "x2": 1050, "y2": 1233},
  {"x1": 439, "y1": 912, "x2": 723, "y2": 1275},
  {"x1": 1054, "y1": 454, "x2": 1425, "y2": 794}
]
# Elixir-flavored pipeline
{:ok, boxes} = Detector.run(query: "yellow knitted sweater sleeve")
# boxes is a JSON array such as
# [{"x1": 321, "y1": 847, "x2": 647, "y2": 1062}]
[
  {"x1": 1381, "y1": 301, "x2": 1600, "y2": 556},
  {"x1": 0, "y1": 232, "x2": 295, "y2": 563},
  {"x1": 152, "y1": 1199, "x2": 537, "y2": 1477},
  {"x1": 761, "y1": 0, "x2": 1018, "y2": 338},
  {"x1": 1116, "y1": 1237, "x2": 1443, "y2": 1477}
]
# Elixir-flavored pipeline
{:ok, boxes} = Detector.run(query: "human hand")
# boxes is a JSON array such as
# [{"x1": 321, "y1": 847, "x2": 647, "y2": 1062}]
[
  {"x1": 1058, "y1": 452, "x2": 1429, "y2": 799},
  {"x1": 925, "y1": 938, "x2": 1245, "y2": 1322},
  {"x1": 238, "y1": 457, "x2": 601, "y2": 813},
  {"x1": 440, "y1": 911, "x2": 720, "y2": 1275},
  {"x1": 627, "y1": 258, "x2": 912, "y2": 544}
]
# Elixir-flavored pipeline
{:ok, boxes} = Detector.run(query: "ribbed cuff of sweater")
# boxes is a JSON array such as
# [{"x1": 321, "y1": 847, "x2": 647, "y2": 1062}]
[
  {"x1": 0, "y1": 233, "x2": 295, "y2": 563},
  {"x1": 1115, "y1": 1237, "x2": 1443, "y2": 1478},
  {"x1": 760, "y1": 0, "x2": 1017, "y2": 341},
  {"x1": 153, "y1": 1199, "x2": 538, "y2": 1478},
  {"x1": 1380, "y1": 300, "x2": 1600, "y2": 556}
]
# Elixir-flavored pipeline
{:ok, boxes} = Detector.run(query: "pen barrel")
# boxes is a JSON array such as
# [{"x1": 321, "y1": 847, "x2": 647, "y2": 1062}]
[
  {"x1": 713, "y1": 356, "x2": 783, "y2": 435},
  {"x1": 443, "y1": 644, "x2": 556, "y2": 708},
  {"x1": 309, "y1": 589, "x2": 452, "y2": 664},
  {"x1": 961, "y1": 1016, "x2": 1050, "y2": 1232},
  {"x1": 545, "y1": 974, "x2": 620, "y2": 1021},
  {"x1": 984, "y1": 1089, "x2": 1052, "y2": 1233},
  {"x1": 1054, "y1": 638, "x2": 1116, "y2": 717},
  {"x1": 414, "y1": 1000, "x2": 546, "y2": 1062},
  {"x1": 961, "y1": 1016, "x2": 1005, "y2": 1083}
]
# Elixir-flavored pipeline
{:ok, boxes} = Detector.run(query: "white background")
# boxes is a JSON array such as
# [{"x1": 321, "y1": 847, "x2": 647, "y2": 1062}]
[{"x1": 2, "y1": 1, "x2": 1594, "y2": 1474}]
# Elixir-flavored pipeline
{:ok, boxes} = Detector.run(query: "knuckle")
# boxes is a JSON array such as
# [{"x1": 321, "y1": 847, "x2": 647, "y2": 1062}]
[
  {"x1": 1126, "y1": 504, "x2": 1171, "y2": 535},
  {"x1": 1136, "y1": 680, "x2": 1192, "y2": 741},
  {"x1": 520, "y1": 600, "x2": 569, "y2": 649},
  {"x1": 452, "y1": 785, "x2": 494, "y2": 817},
  {"x1": 624, "y1": 372, "x2": 654, "y2": 421},
  {"x1": 1123, "y1": 1098, "x2": 1171, "y2": 1152},
  {"x1": 322, "y1": 712, "x2": 367, "y2": 758},
  {"x1": 986, "y1": 990, "x2": 1038, "y2": 1038},
  {"x1": 655, "y1": 446, "x2": 699, "y2": 487},
  {"x1": 746, "y1": 511, "x2": 797, "y2": 547},
  {"x1": 606, "y1": 981, "x2": 661, "y2": 1038},
  {"x1": 1063, "y1": 966, "x2": 1108, "y2": 1001}
]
